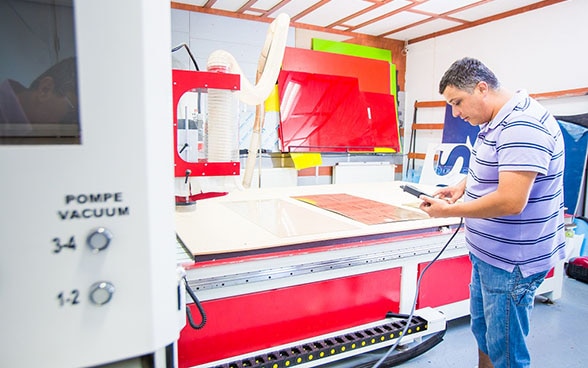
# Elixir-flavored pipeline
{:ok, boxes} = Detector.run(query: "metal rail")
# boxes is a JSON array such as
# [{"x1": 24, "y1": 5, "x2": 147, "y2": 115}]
[{"x1": 186, "y1": 231, "x2": 466, "y2": 292}]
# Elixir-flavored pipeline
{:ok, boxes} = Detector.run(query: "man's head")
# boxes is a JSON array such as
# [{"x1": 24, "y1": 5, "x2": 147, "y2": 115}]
[
  {"x1": 438, "y1": 57, "x2": 502, "y2": 126},
  {"x1": 23, "y1": 57, "x2": 78, "y2": 124}
]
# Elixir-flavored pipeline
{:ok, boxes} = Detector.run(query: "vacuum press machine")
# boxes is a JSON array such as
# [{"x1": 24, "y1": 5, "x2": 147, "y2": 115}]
[
  {"x1": 1, "y1": 1, "x2": 184, "y2": 367},
  {"x1": 169, "y1": 19, "x2": 563, "y2": 367},
  {"x1": 174, "y1": 181, "x2": 564, "y2": 368}
]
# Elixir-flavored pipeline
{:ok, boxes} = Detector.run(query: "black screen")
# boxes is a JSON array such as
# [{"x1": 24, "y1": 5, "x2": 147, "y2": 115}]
[{"x1": 0, "y1": 0, "x2": 80, "y2": 144}]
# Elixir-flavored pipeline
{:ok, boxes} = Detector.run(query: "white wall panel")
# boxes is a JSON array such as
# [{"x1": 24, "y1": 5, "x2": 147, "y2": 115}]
[{"x1": 403, "y1": 0, "x2": 588, "y2": 175}]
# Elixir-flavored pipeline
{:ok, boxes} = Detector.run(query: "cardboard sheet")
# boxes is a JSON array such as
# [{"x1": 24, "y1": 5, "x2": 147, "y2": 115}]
[{"x1": 292, "y1": 193, "x2": 428, "y2": 225}]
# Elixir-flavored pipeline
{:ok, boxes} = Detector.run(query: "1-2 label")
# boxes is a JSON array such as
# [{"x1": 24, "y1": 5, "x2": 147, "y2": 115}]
[{"x1": 57, "y1": 289, "x2": 80, "y2": 307}]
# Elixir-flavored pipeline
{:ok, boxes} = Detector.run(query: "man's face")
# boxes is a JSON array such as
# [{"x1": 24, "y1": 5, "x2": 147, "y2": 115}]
[
  {"x1": 442, "y1": 83, "x2": 489, "y2": 126},
  {"x1": 29, "y1": 76, "x2": 77, "y2": 124}
]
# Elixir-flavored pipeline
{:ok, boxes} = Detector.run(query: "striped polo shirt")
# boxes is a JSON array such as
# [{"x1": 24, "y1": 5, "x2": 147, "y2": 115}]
[{"x1": 465, "y1": 89, "x2": 566, "y2": 277}]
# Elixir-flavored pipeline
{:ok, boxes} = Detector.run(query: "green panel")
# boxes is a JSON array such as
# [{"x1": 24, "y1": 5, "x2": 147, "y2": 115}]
[
  {"x1": 312, "y1": 38, "x2": 391, "y2": 61},
  {"x1": 390, "y1": 63, "x2": 397, "y2": 98}
]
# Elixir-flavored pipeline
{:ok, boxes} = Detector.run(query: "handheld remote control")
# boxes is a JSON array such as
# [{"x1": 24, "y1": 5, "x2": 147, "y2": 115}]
[{"x1": 400, "y1": 184, "x2": 432, "y2": 198}]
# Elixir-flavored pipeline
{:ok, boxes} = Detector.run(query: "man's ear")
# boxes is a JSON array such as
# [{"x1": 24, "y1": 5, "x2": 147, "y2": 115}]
[
  {"x1": 35, "y1": 76, "x2": 56, "y2": 102},
  {"x1": 476, "y1": 81, "x2": 489, "y2": 95}
]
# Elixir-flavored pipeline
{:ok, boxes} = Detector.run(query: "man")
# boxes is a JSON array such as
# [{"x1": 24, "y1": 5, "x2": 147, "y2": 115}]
[
  {"x1": 418, "y1": 57, "x2": 566, "y2": 368},
  {"x1": 0, "y1": 57, "x2": 78, "y2": 142}
]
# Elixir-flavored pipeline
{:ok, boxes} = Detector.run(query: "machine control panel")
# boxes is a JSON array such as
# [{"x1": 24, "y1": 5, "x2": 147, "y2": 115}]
[{"x1": 0, "y1": 1, "x2": 183, "y2": 367}]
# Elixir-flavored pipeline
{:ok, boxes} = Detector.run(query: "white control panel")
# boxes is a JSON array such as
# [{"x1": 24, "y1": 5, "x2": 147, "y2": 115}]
[{"x1": 0, "y1": 1, "x2": 182, "y2": 367}]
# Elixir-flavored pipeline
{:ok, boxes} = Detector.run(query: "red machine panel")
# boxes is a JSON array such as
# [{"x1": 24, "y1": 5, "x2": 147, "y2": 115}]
[
  {"x1": 178, "y1": 267, "x2": 401, "y2": 367},
  {"x1": 416, "y1": 256, "x2": 556, "y2": 309},
  {"x1": 417, "y1": 255, "x2": 472, "y2": 309},
  {"x1": 172, "y1": 69, "x2": 241, "y2": 177}
]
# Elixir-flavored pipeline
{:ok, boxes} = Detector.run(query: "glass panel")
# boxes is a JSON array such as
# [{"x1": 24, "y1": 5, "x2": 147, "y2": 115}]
[
  {"x1": 0, "y1": 0, "x2": 80, "y2": 145},
  {"x1": 177, "y1": 91, "x2": 206, "y2": 162}
]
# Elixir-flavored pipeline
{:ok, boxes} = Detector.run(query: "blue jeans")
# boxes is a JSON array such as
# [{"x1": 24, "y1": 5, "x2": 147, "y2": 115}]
[{"x1": 469, "y1": 253, "x2": 547, "y2": 368}]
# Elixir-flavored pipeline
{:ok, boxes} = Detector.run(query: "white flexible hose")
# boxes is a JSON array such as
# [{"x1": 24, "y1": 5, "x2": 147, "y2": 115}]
[
  {"x1": 205, "y1": 13, "x2": 290, "y2": 175},
  {"x1": 207, "y1": 13, "x2": 290, "y2": 106},
  {"x1": 206, "y1": 88, "x2": 237, "y2": 162}
]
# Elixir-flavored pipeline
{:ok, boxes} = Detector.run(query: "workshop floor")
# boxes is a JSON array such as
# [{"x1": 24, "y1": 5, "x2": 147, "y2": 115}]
[{"x1": 398, "y1": 274, "x2": 588, "y2": 368}]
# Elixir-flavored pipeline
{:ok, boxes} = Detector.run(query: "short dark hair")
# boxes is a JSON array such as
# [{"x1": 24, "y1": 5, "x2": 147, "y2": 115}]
[
  {"x1": 438, "y1": 57, "x2": 499, "y2": 95},
  {"x1": 29, "y1": 57, "x2": 78, "y2": 97}
]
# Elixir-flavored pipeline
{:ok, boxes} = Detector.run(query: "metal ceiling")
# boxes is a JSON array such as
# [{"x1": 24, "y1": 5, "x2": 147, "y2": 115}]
[{"x1": 172, "y1": 0, "x2": 566, "y2": 43}]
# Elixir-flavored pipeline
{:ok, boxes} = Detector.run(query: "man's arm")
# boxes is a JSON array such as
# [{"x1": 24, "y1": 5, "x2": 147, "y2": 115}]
[{"x1": 420, "y1": 171, "x2": 537, "y2": 218}]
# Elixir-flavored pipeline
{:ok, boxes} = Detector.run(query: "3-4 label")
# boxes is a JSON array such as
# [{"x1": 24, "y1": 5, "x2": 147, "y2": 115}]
[{"x1": 52, "y1": 236, "x2": 77, "y2": 253}]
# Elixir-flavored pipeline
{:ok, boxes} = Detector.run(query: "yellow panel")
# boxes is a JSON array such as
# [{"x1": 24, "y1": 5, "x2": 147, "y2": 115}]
[
  {"x1": 264, "y1": 85, "x2": 281, "y2": 112},
  {"x1": 290, "y1": 152, "x2": 322, "y2": 170}
]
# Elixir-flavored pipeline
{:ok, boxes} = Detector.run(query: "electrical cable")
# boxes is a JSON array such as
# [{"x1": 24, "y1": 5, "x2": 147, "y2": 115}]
[
  {"x1": 171, "y1": 43, "x2": 200, "y2": 71},
  {"x1": 371, "y1": 217, "x2": 464, "y2": 368},
  {"x1": 184, "y1": 276, "x2": 207, "y2": 329},
  {"x1": 351, "y1": 330, "x2": 445, "y2": 368}
]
